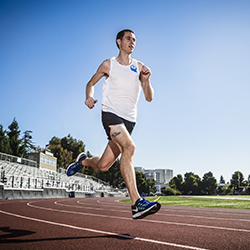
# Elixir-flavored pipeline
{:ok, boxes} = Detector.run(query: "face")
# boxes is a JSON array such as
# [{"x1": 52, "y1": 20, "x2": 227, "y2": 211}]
[{"x1": 117, "y1": 31, "x2": 136, "y2": 54}]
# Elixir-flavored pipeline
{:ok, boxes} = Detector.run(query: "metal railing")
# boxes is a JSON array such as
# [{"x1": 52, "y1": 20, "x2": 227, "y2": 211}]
[{"x1": 0, "y1": 152, "x2": 37, "y2": 167}]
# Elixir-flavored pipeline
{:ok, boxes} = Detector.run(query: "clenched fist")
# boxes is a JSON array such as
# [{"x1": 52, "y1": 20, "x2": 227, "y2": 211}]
[{"x1": 85, "y1": 97, "x2": 98, "y2": 109}]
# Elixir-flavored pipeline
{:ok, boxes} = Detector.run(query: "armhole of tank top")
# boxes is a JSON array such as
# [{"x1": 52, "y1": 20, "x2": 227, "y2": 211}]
[{"x1": 108, "y1": 57, "x2": 114, "y2": 78}]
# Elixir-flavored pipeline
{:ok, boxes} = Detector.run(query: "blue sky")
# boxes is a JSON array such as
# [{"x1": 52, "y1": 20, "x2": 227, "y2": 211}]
[{"x1": 1, "y1": 0, "x2": 249, "y2": 183}]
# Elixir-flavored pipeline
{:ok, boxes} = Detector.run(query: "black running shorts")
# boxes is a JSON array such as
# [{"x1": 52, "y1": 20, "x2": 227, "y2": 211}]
[{"x1": 101, "y1": 111, "x2": 136, "y2": 140}]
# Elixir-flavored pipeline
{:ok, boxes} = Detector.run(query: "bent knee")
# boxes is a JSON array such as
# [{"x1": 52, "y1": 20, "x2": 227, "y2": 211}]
[{"x1": 97, "y1": 162, "x2": 112, "y2": 172}]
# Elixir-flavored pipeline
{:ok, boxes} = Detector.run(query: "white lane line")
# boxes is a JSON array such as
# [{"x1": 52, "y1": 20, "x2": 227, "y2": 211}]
[
  {"x1": 158, "y1": 212, "x2": 250, "y2": 223},
  {"x1": 0, "y1": 209, "x2": 209, "y2": 250},
  {"x1": 161, "y1": 207, "x2": 250, "y2": 217},
  {"x1": 77, "y1": 199, "x2": 128, "y2": 206},
  {"x1": 27, "y1": 201, "x2": 250, "y2": 233},
  {"x1": 57, "y1": 200, "x2": 250, "y2": 223},
  {"x1": 81, "y1": 199, "x2": 250, "y2": 220},
  {"x1": 56, "y1": 201, "x2": 129, "y2": 213}
]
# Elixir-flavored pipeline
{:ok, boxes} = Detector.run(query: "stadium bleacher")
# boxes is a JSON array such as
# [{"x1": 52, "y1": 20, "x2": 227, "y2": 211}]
[{"x1": 0, "y1": 152, "x2": 126, "y2": 199}]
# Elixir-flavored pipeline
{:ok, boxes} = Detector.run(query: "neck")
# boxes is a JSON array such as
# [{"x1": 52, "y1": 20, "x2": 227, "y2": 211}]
[{"x1": 116, "y1": 52, "x2": 132, "y2": 66}]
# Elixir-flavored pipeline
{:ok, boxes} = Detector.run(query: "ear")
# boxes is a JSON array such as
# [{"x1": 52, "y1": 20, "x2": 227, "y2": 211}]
[{"x1": 116, "y1": 39, "x2": 121, "y2": 49}]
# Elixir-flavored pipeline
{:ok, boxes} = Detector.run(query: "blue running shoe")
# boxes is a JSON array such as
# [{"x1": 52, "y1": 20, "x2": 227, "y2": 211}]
[
  {"x1": 131, "y1": 198, "x2": 161, "y2": 219},
  {"x1": 66, "y1": 152, "x2": 87, "y2": 176}
]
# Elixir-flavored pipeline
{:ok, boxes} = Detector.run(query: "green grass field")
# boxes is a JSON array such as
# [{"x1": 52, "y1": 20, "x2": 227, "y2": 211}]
[{"x1": 121, "y1": 196, "x2": 250, "y2": 209}]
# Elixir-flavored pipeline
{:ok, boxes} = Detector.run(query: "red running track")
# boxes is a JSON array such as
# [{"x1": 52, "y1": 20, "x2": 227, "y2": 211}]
[{"x1": 0, "y1": 197, "x2": 250, "y2": 249}]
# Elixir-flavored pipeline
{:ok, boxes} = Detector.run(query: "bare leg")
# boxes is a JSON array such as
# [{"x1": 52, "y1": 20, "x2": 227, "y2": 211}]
[
  {"x1": 109, "y1": 124, "x2": 140, "y2": 204},
  {"x1": 79, "y1": 123, "x2": 140, "y2": 204},
  {"x1": 81, "y1": 140, "x2": 120, "y2": 172}
]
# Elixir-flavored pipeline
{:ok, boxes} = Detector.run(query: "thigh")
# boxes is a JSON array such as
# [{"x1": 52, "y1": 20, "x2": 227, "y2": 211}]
[{"x1": 109, "y1": 123, "x2": 135, "y2": 150}]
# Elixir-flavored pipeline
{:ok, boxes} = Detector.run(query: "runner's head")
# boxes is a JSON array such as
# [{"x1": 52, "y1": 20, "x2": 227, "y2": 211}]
[{"x1": 116, "y1": 29, "x2": 135, "y2": 49}]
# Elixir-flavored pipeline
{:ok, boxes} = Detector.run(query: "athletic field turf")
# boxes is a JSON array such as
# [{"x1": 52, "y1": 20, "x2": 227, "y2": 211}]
[{"x1": 121, "y1": 195, "x2": 250, "y2": 209}]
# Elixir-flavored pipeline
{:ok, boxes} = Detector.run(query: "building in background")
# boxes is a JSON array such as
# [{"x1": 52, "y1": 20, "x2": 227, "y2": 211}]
[
  {"x1": 28, "y1": 150, "x2": 57, "y2": 171},
  {"x1": 134, "y1": 167, "x2": 173, "y2": 194}
]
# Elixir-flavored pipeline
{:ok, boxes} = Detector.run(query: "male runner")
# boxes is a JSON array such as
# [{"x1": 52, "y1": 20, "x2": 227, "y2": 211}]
[{"x1": 67, "y1": 29, "x2": 161, "y2": 219}]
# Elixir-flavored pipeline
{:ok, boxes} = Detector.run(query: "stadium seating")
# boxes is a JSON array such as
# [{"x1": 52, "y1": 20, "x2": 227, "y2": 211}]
[{"x1": 0, "y1": 159, "x2": 112, "y2": 194}]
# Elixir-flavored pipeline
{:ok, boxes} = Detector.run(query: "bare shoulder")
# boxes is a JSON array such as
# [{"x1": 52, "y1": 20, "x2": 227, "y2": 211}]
[
  {"x1": 102, "y1": 58, "x2": 111, "y2": 67},
  {"x1": 98, "y1": 59, "x2": 110, "y2": 76}
]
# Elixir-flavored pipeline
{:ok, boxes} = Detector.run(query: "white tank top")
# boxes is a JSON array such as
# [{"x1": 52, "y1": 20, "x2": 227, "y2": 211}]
[{"x1": 102, "y1": 57, "x2": 141, "y2": 122}]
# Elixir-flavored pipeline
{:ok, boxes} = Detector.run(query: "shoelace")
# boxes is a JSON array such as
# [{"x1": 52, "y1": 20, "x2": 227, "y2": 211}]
[{"x1": 138, "y1": 198, "x2": 150, "y2": 206}]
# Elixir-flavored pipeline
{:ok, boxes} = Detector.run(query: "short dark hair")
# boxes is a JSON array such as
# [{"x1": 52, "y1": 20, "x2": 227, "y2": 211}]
[{"x1": 116, "y1": 29, "x2": 134, "y2": 49}]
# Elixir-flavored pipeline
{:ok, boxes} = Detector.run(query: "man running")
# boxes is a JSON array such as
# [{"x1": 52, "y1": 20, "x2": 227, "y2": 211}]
[{"x1": 67, "y1": 29, "x2": 161, "y2": 219}]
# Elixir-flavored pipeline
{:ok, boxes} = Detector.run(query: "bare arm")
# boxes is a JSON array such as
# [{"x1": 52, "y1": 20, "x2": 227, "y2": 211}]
[
  {"x1": 85, "y1": 59, "x2": 110, "y2": 109},
  {"x1": 138, "y1": 62, "x2": 154, "y2": 102}
]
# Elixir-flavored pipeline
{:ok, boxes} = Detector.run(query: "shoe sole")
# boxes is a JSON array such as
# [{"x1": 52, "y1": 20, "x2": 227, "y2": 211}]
[
  {"x1": 66, "y1": 162, "x2": 82, "y2": 176},
  {"x1": 76, "y1": 152, "x2": 87, "y2": 162}
]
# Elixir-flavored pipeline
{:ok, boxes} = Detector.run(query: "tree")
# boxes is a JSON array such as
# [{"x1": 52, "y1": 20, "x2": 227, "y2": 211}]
[
  {"x1": 217, "y1": 185, "x2": 233, "y2": 195},
  {"x1": 105, "y1": 159, "x2": 123, "y2": 188},
  {"x1": 146, "y1": 178, "x2": 157, "y2": 194},
  {"x1": 60, "y1": 134, "x2": 85, "y2": 160},
  {"x1": 219, "y1": 175, "x2": 225, "y2": 184},
  {"x1": 242, "y1": 180, "x2": 249, "y2": 187},
  {"x1": 7, "y1": 118, "x2": 24, "y2": 157},
  {"x1": 21, "y1": 130, "x2": 36, "y2": 157},
  {"x1": 182, "y1": 172, "x2": 201, "y2": 195},
  {"x1": 1, "y1": 120, "x2": 35, "y2": 157},
  {"x1": 48, "y1": 134, "x2": 86, "y2": 169},
  {"x1": 201, "y1": 172, "x2": 217, "y2": 195},
  {"x1": 169, "y1": 174, "x2": 183, "y2": 193},
  {"x1": 161, "y1": 187, "x2": 182, "y2": 196},
  {"x1": 230, "y1": 171, "x2": 244, "y2": 194},
  {"x1": 0, "y1": 124, "x2": 11, "y2": 154},
  {"x1": 91, "y1": 159, "x2": 123, "y2": 188},
  {"x1": 49, "y1": 136, "x2": 61, "y2": 146},
  {"x1": 135, "y1": 171, "x2": 148, "y2": 194},
  {"x1": 133, "y1": 171, "x2": 156, "y2": 195}
]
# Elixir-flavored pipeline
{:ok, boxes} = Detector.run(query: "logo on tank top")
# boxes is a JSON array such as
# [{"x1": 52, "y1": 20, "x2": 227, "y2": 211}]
[{"x1": 130, "y1": 64, "x2": 137, "y2": 73}]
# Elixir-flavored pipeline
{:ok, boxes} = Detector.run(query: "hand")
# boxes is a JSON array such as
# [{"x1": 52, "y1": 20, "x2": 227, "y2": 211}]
[
  {"x1": 85, "y1": 97, "x2": 98, "y2": 109},
  {"x1": 140, "y1": 65, "x2": 151, "y2": 82}
]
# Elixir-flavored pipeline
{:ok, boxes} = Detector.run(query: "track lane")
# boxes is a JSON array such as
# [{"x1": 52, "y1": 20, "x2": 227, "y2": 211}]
[
  {"x1": 0, "y1": 205, "x2": 207, "y2": 250},
  {"x1": 1, "y1": 197, "x2": 250, "y2": 250}
]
